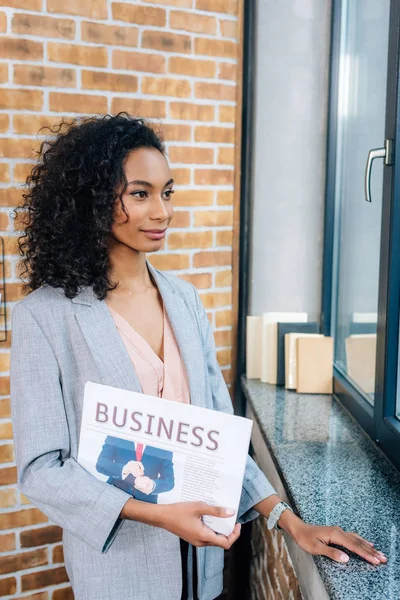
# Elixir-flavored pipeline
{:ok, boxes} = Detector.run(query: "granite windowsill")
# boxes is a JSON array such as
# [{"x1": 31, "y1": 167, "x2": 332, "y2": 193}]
[{"x1": 242, "y1": 376, "x2": 400, "y2": 600}]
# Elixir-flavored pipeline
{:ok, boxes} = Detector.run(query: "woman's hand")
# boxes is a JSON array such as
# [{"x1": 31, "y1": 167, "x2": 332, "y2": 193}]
[
  {"x1": 160, "y1": 501, "x2": 241, "y2": 549},
  {"x1": 291, "y1": 521, "x2": 387, "y2": 565}
]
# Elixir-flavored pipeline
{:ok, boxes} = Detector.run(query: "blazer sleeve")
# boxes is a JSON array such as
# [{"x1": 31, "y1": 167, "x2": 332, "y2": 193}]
[
  {"x1": 10, "y1": 302, "x2": 131, "y2": 554},
  {"x1": 191, "y1": 285, "x2": 278, "y2": 524}
]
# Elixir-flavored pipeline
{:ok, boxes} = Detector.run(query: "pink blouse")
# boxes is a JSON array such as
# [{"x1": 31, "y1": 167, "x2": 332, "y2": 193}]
[{"x1": 107, "y1": 305, "x2": 191, "y2": 405}]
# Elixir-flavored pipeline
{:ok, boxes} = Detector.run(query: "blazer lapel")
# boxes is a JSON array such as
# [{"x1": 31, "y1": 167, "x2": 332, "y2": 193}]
[
  {"x1": 147, "y1": 262, "x2": 206, "y2": 408},
  {"x1": 73, "y1": 292, "x2": 143, "y2": 393}
]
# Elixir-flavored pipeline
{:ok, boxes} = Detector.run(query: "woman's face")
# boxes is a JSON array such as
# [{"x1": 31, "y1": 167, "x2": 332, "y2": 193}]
[{"x1": 111, "y1": 147, "x2": 174, "y2": 253}]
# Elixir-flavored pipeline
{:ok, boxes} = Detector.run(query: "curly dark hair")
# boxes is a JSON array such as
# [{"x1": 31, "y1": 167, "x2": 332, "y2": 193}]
[{"x1": 14, "y1": 113, "x2": 165, "y2": 300}]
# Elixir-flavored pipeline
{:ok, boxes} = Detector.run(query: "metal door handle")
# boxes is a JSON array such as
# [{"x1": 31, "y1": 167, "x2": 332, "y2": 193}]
[{"x1": 365, "y1": 139, "x2": 393, "y2": 202}]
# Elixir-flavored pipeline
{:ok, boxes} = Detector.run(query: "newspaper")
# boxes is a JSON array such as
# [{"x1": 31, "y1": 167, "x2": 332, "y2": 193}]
[{"x1": 78, "y1": 381, "x2": 253, "y2": 535}]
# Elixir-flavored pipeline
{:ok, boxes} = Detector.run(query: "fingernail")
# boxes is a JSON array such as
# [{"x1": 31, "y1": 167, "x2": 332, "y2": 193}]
[
  {"x1": 340, "y1": 553, "x2": 349, "y2": 562},
  {"x1": 225, "y1": 509, "x2": 235, "y2": 516}
]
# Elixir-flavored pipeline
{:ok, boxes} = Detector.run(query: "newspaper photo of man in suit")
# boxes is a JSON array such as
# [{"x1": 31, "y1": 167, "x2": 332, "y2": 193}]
[{"x1": 96, "y1": 435, "x2": 175, "y2": 504}]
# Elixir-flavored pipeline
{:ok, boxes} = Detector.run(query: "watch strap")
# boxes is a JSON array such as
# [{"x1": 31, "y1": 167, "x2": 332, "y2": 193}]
[{"x1": 266, "y1": 501, "x2": 293, "y2": 531}]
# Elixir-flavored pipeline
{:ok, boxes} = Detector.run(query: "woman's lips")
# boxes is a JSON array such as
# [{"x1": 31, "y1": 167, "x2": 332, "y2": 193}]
[{"x1": 140, "y1": 229, "x2": 167, "y2": 240}]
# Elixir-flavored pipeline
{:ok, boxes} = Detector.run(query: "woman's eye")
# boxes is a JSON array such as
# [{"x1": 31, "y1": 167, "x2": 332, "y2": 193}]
[
  {"x1": 131, "y1": 191, "x2": 148, "y2": 199},
  {"x1": 163, "y1": 189, "x2": 175, "y2": 199}
]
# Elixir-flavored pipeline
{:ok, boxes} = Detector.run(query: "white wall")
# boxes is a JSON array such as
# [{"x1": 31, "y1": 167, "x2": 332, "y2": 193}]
[{"x1": 248, "y1": 0, "x2": 332, "y2": 320}]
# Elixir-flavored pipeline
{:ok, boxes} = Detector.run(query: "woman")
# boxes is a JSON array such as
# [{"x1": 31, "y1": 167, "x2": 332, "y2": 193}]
[{"x1": 10, "y1": 114, "x2": 387, "y2": 600}]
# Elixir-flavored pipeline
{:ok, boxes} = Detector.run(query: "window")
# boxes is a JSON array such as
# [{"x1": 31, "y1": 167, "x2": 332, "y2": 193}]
[{"x1": 323, "y1": 0, "x2": 400, "y2": 468}]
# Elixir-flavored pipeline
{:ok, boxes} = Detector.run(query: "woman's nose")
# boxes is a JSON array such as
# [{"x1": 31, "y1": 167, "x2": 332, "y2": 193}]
[{"x1": 150, "y1": 197, "x2": 169, "y2": 221}]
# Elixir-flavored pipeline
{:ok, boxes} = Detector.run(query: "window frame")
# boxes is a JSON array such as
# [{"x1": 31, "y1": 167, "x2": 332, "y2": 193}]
[{"x1": 322, "y1": 0, "x2": 400, "y2": 469}]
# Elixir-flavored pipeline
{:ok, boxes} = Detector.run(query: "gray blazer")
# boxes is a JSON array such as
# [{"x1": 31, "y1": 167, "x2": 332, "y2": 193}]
[{"x1": 10, "y1": 263, "x2": 276, "y2": 600}]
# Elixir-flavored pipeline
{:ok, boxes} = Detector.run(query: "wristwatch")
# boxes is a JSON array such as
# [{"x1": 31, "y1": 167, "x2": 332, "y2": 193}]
[{"x1": 267, "y1": 501, "x2": 293, "y2": 531}]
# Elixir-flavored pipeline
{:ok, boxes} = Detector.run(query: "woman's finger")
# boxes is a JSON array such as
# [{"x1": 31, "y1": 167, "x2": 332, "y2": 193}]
[
  {"x1": 200, "y1": 523, "x2": 241, "y2": 550},
  {"x1": 329, "y1": 529, "x2": 387, "y2": 564},
  {"x1": 349, "y1": 532, "x2": 374, "y2": 547},
  {"x1": 314, "y1": 541, "x2": 350, "y2": 563}
]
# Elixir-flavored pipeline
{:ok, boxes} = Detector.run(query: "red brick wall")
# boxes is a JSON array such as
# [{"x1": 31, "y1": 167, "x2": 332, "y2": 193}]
[
  {"x1": 249, "y1": 516, "x2": 303, "y2": 600},
  {"x1": 0, "y1": 0, "x2": 241, "y2": 597}
]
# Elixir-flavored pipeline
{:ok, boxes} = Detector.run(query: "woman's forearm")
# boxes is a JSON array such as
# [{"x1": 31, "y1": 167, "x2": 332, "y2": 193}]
[{"x1": 120, "y1": 497, "x2": 165, "y2": 527}]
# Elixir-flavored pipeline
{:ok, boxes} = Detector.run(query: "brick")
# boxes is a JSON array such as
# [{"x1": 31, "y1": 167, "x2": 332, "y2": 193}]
[
  {"x1": 113, "y1": 50, "x2": 165, "y2": 74},
  {"x1": 24, "y1": 593, "x2": 49, "y2": 600},
  {"x1": 0, "y1": 63, "x2": 7, "y2": 83},
  {"x1": 12, "y1": 14, "x2": 75, "y2": 39},
  {"x1": 142, "y1": 30, "x2": 191, "y2": 54},
  {"x1": 112, "y1": 4, "x2": 166, "y2": 26},
  {"x1": 0, "y1": 442, "x2": 13, "y2": 463},
  {"x1": 171, "y1": 168, "x2": 191, "y2": 186},
  {"x1": 52, "y1": 588, "x2": 74, "y2": 600},
  {"x1": 173, "y1": 190, "x2": 214, "y2": 207},
  {"x1": 0, "y1": 577, "x2": 16, "y2": 596},
  {"x1": 217, "y1": 348, "x2": 231, "y2": 366},
  {"x1": 178, "y1": 272, "x2": 212, "y2": 289},
  {"x1": 195, "y1": 126, "x2": 235, "y2": 143},
  {"x1": 169, "y1": 146, "x2": 213, "y2": 165},
  {"x1": 13, "y1": 207, "x2": 30, "y2": 230},
  {"x1": 169, "y1": 56, "x2": 215, "y2": 79},
  {"x1": 170, "y1": 10, "x2": 216, "y2": 34},
  {"x1": 147, "y1": 253, "x2": 189, "y2": 270},
  {"x1": 220, "y1": 19, "x2": 237, "y2": 38},
  {"x1": 161, "y1": 124, "x2": 191, "y2": 142},
  {"x1": 216, "y1": 229, "x2": 233, "y2": 246},
  {"x1": 52, "y1": 544, "x2": 64, "y2": 563},
  {"x1": 216, "y1": 309, "x2": 232, "y2": 328},
  {"x1": 142, "y1": 77, "x2": 191, "y2": 98},
  {"x1": 13, "y1": 115, "x2": 66, "y2": 136},
  {"x1": 219, "y1": 105, "x2": 235, "y2": 122},
  {"x1": 0, "y1": 508, "x2": 48, "y2": 530},
  {"x1": 13, "y1": 163, "x2": 33, "y2": 183},
  {"x1": 168, "y1": 211, "x2": 190, "y2": 229},
  {"x1": 0, "y1": 13, "x2": 5, "y2": 33},
  {"x1": 48, "y1": 42, "x2": 107, "y2": 67},
  {"x1": 22, "y1": 566, "x2": 69, "y2": 592},
  {"x1": 0, "y1": 549, "x2": 47, "y2": 575},
  {"x1": 0, "y1": 89, "x2": 43, "y2": 111},
  {"x1": 0, "y1": 188, "x2": 23, "y2": 207},
  {"x1": 169, "y1": 102, "x2": 214, "y2": 122},
  {"x1": 82, "y1": 70, "x2": 138, "y2": 93},
  {"x1": 48, "y1": 0, "x2": 108, "y2": 19},
  {"x1": 0, "y1": 165, "x2": 10, "y2": 183},
  {"x1": 194, "y1": 250, "x2": 231, "y2": 268},
  {"x1": 195, "y1": 37, "x2": 237, "y2": 59},
  {"x1": 82, "y1": 22, "x2": 138, "y2": 47},
  {"x1": 0, "y1": 115, "x2": 9, "y2": 133},
  {"x1": 20, "y1": 525, "x2": 62, "y2": 548},
  {"x1": 214, "y1": 330, "x2": 231, "y2": 347},
  {"x1": 218, "y1": 147, "x2": 235, "y2": 164},
  {"x1": 194, "y1": 210, "x2": 233, "y2": 227},
  {"x1": 196, "y1": 0, "x2": 238, "y2": 14},
  {"x1": 3, "y1": 236, "x2": 20, "y2": 254},
  {"x1": 0, "y1": 488, "x2": 16, "y2": 507},
  {"x1": 2, "y1": 0, "x2": 41, "y2": 8},
  {"x1": 0, "y1": 533, "x2": 15, "y2": 552},
  {"x1": 200, "y1": 291, "x2": 231, "y2": 309},
  {"x1": 49, "y1": 92, "x2": 107, "y2": 114},
  {"x1": 219, "y1": 62, "x2": 237, "y2": 81},
  {"x1": 0, "y1": 421, "x2": 12, "y2": 438},
  {"x1": 195, "y1": 169, "x2": 234, "y2": 186},
  {"x1": 14, "y1": 65, "x2": 76, "y2": 88},
  {"x1": 0, "y1": 466, "x2": 16, "y2": 486},
  {"x1": 217, "y1": 190, "x2": 233, "y2": 205},
  {"x1": 0, "y1": 398, "x2": 10, "y2": 418},
  {"x1": 222, "y1": 369, "x2": 231, "y2": 385},
  {"x1": 0, "y1": 37, "x2": 43, "y2": 61},
  {"x1": 4, "y1": 282, "x2": 25, "y2": 301},
  {"x1": 111, "y1": 97, "x2": 166, "y2": 119},
  {"x1": 215, "y1": 269, "x2": 232, "y2": 287},
  {"x1": 195, "y1": 82, "x2": 236, "y2": 101},
  {"x1": 142, "y1": 0, "x2": 191, "y2": 6},
  {"x1": 168, "y1": 231, "x2": 212, "y2": 250}
]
